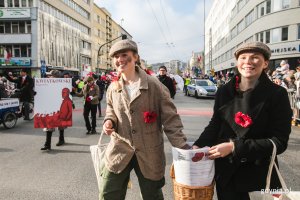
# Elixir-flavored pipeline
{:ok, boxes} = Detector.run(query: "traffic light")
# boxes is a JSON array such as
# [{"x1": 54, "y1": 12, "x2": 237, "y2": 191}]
[{"x1": 121, "y1": 34, "x2": 127, "y2": 40}]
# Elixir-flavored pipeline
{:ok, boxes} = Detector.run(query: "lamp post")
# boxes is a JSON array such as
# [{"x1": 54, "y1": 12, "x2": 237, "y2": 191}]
[{"x1": 97, "y1": 34, "x2": 127, "y2": 72}]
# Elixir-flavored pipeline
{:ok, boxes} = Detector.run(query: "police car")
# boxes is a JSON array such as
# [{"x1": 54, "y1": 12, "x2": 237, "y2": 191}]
[{"x1": 186, "y1": 79, "x2": 217, "y2": 98}]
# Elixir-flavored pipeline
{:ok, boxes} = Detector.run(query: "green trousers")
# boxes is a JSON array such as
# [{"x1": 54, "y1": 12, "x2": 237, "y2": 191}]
[{"x1": 99, "y1": 155, "x2": 165, "y2": 200}]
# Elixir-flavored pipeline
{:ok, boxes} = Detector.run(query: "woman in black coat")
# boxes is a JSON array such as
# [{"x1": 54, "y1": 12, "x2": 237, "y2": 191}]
[{"x1": 193, "y1": 42, "x2": 292, "y2": 200}]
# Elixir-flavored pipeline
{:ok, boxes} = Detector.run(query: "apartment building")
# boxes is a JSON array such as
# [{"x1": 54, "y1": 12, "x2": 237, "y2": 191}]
[
  {"x1": 0, "y1": 0, "x2": 92, "y2": 77},
  {"x1": 205, "y1": 0, "x2": 300, "y2": 74}
]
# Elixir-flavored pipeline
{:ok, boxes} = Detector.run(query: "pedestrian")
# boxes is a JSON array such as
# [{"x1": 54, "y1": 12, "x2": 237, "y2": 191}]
[
  {"x1": 5, "y1": 68, "x2": 34, "y2": 120},
  {"x1": 41, "y1": 70, "x2": 68, "y2": 150},
  {"x1": 183, "y1": 75, "x2": 191, "y2": 95},
  {"x1": 75, "y1": 76, "x2": 99, "y2": 134},
  {"x1": 157, "y1": 66, "x2": 176, "y2": 99},
  {"x1": 95, "y1": 75, "x2": 105, "y2": 117},
  {"x1": 192, "y1": 41, "x2": 292, "y2": 200},
  {"x1": 100, "y1": 39, "x2": 189, "y2": 200}
]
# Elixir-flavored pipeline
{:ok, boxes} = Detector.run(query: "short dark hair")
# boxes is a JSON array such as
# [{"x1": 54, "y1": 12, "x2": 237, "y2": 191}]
[{"x1": 159, "y1": 66, "x2": 167, "y2": 71}]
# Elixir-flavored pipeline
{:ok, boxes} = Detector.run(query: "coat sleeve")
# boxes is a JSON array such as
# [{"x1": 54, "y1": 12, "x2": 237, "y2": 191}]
[
  {"x1": 233, "y1": 87, "x2": 292, "y2": 162},
  {"x1": 159, "y1": 83, "x2": 187, "y2": 148},
  {"x1": 103, "y1": 86, "x2": 118, "y2": 129},
  {"x1": 193, "y1": 88, "x2": 222, "y2": 148}
]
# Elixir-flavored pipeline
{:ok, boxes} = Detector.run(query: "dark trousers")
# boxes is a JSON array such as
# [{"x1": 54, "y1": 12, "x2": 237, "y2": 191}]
[
  {"x1": 83, "y1": 103, "x2": 97, "y2": 131},
  {"x1": 97, "y1": 101, "x2": 102, "y2": 116},
  {"x1": 23, "y1": 101, "x2": 30, "y2": 119},
  {"x1": 216, "y1": 180, "x2": 250, "y2": 200}
]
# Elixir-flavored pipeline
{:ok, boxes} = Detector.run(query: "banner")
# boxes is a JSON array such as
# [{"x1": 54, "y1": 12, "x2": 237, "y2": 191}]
[
  {"x1": 34, "y1": 78, "x2": 72, "y2": 128},
  {"x1": 0, "y1": 98, "x2": 19, "y2": 110}
]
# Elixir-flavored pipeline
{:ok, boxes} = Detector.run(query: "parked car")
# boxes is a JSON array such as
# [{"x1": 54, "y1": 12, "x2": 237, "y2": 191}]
[{"x1": 186, "y1": 79, "x2": 217, "y2": 98}]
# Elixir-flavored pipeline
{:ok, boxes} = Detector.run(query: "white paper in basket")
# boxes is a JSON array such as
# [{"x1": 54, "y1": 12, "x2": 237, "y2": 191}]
[{"x1": 172, "y1": 142, "x2": 214, "y2": 187}]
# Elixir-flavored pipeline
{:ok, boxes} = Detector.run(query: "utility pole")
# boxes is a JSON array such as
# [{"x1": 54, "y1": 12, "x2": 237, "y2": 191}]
[{"x1": 97, "y1": 34, "x2": 127, "y2": 72}]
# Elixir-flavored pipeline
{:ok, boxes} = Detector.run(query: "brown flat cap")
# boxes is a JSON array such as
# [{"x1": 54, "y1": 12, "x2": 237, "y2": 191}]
[
  {"x1": 109, "y1": 39, "x2": 138, "y2": 57},
  {"x1": 46, "y1": 70, "x2": 60, "y2": 78},
  {"x1": 234, "y1": 42, "x2": 271, "y2": 60}
]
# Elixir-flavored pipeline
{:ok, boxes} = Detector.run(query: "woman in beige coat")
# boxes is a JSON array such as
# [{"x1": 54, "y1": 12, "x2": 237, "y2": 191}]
[{"x1": 100, "y1": 39, "x2": 189, "y2": 200}]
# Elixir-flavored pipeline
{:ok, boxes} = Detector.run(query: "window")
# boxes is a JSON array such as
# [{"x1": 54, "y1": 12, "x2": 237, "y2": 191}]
[
  {"x1": 282, "y1": 0, "x2": 290, "y2": 9},
  {"x1": 26, "y1": 22, "x2": 31, "y2": 33},
  {"x1": 266, "y1": 0, "x2": 271, "y2": 14},
  {"x1": 265, "y1": 30, "x2": 270, "y2": 43},
  {"x1": 237, "y1": 19, "x2": 245, "y2": 33},
  {"x1": 12, "y1": 22, "x2": 19, "y2": 33},
  {"x1": 22, "y1": 0, "x2": 27, "y2": 7},
  {"x1": 8, "y1": 0, "x2": 13, "y2": 7},
  {"x1": 27, "y1": 46, "x2": 31, "y2": 57},
  {"x1": 14, "y1": 0, "x2": 20, "y2": 7},
  {"x1": 0, "y1": 1, "x2": 4, "y2": 7},
  {"x1": 0, "y1": 22, "x2": 4, "y2": 33},
  {"x1": 28, "y1": 0, "x2": 33, "y2": 7},
  {"x1": 19, "y1": 21, "x2": 25, "y2": 33},
  {"x1": 5, "y1": 22, "x2": 11, "y2": 34},
  {"x1": 281, "y1": 27, "x2": 288, "y2": 41},
  {"x1": 245, "y1": 9, "x2": 254, "y2": 26},
  {"x1": 298, "y1": 24, "x2": 300, "y2": 39},
  {"x1": 14, "y1": 45, "x2": 21, "y2": 57},
  {"x1": 272, "y1": 28, "x2": 280, "y2": 43},
  {"x1": 21, "y1": 45, "x2": 27, "y2": 57},
  {"x1": 260, "y1": 32, "x2": 264, "y2": 42}
]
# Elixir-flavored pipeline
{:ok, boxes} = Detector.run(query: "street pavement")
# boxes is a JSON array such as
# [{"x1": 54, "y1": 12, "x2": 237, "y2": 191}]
[{"x1": 0, "y1": 91, "x2": 299, "y2": 200}]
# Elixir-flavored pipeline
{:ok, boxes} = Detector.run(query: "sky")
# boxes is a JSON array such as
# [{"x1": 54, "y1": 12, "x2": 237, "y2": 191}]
[{"x1": 94, "y1": 0, "x2": 213, "y2": 65}]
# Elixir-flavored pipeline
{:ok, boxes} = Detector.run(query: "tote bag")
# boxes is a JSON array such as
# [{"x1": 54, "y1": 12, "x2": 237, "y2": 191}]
[
  {"x1": 90, "y1": 131, "x2": 109, "y2": 191},
  {"x1": 250, "y1": 139, "x2": 300, "y2": 200}
]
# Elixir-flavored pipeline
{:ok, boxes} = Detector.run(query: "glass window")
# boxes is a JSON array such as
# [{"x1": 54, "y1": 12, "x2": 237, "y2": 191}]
[
  {"x1": 265, "y1": 30, "x2": 270, "y2": 43},
  {"x1": 273, "y1": 0, "x2": 281, "y2": 12},
  {"x1": 245, "y1": 9, "x2": 254, "y2": 26},
  {"x1": 14, "y1": 46, "x2": 20, "y2": 57},
  {"x1": 260, "y1": 32, "x2": 264, "y2": 42},
  {"x1": 282, "y1": 0, "x2": 290, "y2": 9},
  {"x1": 0, "y1": 1, "x2": 4, "y2": 7},
  {"x1": 28, "y1": 46, "x2": 31, "y2": 57},
  {"x1": 12, "y1": 22, "x2": 19, "y2": 33},
  {"x1": 298, "y1": 24, "x2": 300, "y2": 39},
  {"x1": 281, "y1": 27, "x2": 288, "y2": 41},
  {"x1": 0, "y1": 22, "x2": 4, "y2": 33},
  {"x1": 22, "y1": 0, "x2": 27, "y2": 7},
  {"x1": 8, "y1": 0, "x2": 13, "y2": 7},
  {"x1": 19, "y1": 21, "x2": 25, "y2": 33},
  {"x1": 266, "y1": 0, "x2": 271, "y2": 14},
  {"x1": 5, "y1": 22, "x2": 11, "y2": 34},
  {"x1": 14, "y1": 0, "x2": 20, "y2": 7},
  {"x1": 272, "y1": 28, "x2": 280, "y2": 43},
  {"x1": 28, "y1": 0, "x2": 33, "y2": 7},
  {"x1": 237, "y1": 19, "x2": 245, "y2": 33},
  {"x1": 21, "y1": 45, "x2": 27, "y2": 57},
  {"x1": 26, "y1": 22, "x2": 31, "y2": 33}
]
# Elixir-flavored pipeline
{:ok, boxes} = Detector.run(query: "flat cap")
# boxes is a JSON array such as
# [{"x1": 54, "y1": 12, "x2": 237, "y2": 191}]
[
  {"x1": 46, "y1": 70, "x2": 60, "y2": 78},
  {"x1": 234, "y1": 42, "x2": 271, "y2": 60},
  {"x1": 109, "y1": 39, "x2": 138, "y2": 57}
]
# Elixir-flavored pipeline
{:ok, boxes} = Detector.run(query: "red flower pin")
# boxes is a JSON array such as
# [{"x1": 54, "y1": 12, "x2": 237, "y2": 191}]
[
  {"x1": 234, "y1": 112, "x2": 253, "y2": 128},
  {"x1": 143, "y1": 111, "x2": 157, "y2": 123}
]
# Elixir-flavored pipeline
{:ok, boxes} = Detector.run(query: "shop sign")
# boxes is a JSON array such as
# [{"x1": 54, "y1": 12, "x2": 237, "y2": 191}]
[
  {"x1": 0, "y1": 58, "x2": 31, "y2": 66},
  {"x1": 0, "y1": 8, "x2": 31, "y2": 19},
  {"x1": 271, "y1": 45, "x2": 300, "y2": 54}
]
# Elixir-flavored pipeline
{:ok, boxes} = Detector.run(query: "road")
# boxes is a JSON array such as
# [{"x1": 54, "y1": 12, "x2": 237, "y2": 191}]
[{"x1": 0, "y1": 91, "x2": 299, "y2": 200}]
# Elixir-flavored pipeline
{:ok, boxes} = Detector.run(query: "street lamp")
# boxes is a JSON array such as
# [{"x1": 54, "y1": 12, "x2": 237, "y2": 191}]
[{"x1": 97, "y1": 34, "x2": 127, "y2": 71}]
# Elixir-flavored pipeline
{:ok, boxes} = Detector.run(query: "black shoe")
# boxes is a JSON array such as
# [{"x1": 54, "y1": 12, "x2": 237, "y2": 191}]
[
  {"x1": 41, "y1": 145, "x2": 51, "y2": 150},
  {"x1": 56, "y1": 140, "x2": 65, "y2": 146},
  {"x1": 86, "y1": 130, "x2": 91, "y2": 135},
  {"x1": 91, "y1": 129, "x2": 97, "y2": 134}
]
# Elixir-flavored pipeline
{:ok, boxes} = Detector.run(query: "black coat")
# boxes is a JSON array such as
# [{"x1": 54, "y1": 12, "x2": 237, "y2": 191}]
[
  {"x1": 194, "y1": 72, "x2": 292, "y2": 192},
  {"x1": 157, "y1": 75, "x2": 176, "y2": 98},
  {"x1": 6, "y1": 75, "x2": 34, "y2": 102}
]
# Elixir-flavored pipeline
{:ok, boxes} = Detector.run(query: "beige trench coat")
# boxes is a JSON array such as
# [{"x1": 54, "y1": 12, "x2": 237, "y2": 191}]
[{"x1": 104, "y1": 68, "x2": 187, "y2": 181}]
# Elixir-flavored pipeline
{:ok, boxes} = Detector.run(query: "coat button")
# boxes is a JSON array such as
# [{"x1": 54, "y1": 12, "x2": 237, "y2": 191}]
[
  {"x1": 132, "y1": 130, "x2": 136, "y2": 134},
  {"x1": 130, "y1": 110, "x2": 134, "y2": 114},
  {"x1": 240, "y1": 158, "x2": 247, "y2": 163}
]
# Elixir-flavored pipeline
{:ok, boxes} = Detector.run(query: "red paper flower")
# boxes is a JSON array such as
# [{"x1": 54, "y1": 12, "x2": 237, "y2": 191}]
[
  {"x1": 234, "y1": 112, "x2": 253, "y2": 128},
  {"x1": 143, "y1": 111, "x2": 157, "y2": 123}
]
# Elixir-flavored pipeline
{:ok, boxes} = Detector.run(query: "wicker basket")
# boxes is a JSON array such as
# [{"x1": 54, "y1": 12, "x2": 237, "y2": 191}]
[{"x1": 170, "y1": 165, "x2": 214, "y2": 200}]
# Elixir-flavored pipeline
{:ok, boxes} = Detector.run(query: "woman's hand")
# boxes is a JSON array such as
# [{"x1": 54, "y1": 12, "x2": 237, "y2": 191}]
[
  {"x1": 103, "y1": 120, "x2": 115, "y2": 135},
  {"x1": 208, "y1": 142, "x2": 234, "y2": 159}
]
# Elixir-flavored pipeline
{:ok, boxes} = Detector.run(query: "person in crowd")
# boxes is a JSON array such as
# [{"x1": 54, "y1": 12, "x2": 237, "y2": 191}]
[
  {"x1": 5, "y1": 68, "x2": 34, "y2": 120},
  {"x1": 41, "y1": 70, "x2": 69, "y2": 150},
  {"x1": 95, "y1": 74, "x2": 106, "y2": 117},
  {"x1": 157, "y1": 65, "x2": 176, "y2": 99},
  {"x1": 192, "y1": 42, "x2": 292, "y2": 200},
  {"x1": 75, "y1": 76, "x2": 99, "y2": 134},
  {"x1": 101, "y1": 39, "x2": 189, "y2": 200},
  {"x1": 77, "y1": 78, "x2": 84, "y2": 93}
]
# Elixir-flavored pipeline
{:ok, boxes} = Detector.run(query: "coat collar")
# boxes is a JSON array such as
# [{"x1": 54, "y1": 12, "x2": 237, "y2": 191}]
[{"x1": 220, "y1": 72, "x2": 273, "y2": 138}]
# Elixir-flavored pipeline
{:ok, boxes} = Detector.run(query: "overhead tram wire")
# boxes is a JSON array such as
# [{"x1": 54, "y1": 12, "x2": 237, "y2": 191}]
[{"x1": 145, "y1": 0, "x2": 175, "y2": 59}]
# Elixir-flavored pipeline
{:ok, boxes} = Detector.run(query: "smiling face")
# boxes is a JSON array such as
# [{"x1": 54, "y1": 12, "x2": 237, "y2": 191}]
[
  {"x1": 113, "y1": 50, "x2": 138, "y2": 74},
  {"x1": 237, "y1": 52, "x2": 269, "y2": 81}
]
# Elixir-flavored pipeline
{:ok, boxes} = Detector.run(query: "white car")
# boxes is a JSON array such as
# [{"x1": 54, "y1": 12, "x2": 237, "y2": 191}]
[{"x1": 187, "y1": 79, "x2": 217, "y2": 98}]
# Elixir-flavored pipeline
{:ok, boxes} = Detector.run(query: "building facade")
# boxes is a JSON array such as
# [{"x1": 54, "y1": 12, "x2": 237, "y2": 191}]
[{"x1": 205, "y1": 0, "x2": 300, "y2": 74}]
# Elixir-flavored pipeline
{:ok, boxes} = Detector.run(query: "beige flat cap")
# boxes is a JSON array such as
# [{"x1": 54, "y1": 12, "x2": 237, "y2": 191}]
[
  {"x1": 109, "y1": 39, "x2": 138, "y2": 57},
  {"x1": 234, "y1": 42, "x2": 271, "y2": 60}
]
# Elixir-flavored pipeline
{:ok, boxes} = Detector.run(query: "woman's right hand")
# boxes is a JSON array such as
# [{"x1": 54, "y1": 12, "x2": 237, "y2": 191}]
[{"x1": 103, "y1": 120, "x2": 115, "y2": 135}]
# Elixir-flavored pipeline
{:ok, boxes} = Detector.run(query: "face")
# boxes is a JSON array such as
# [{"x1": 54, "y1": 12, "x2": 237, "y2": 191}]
[
  {"x1": 159, "y1": 68, "x2": 166, "y2": 76},
  {"x1": 113, "y1": 50, "x2": 138, "y2": 73},
  {"x1": 237, "y1": 52, "x2": 268, "y2": 80},
  {"x1": 20, "y1": 71, "x2": 26, "y2": 77},
  {"x1": 62, "y1": 88, "x2": 69, "y2": 99}
]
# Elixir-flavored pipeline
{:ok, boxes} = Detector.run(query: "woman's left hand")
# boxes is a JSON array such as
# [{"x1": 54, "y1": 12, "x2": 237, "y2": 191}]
[{"x1": 208, "y1": 142, "x2": 234, "y2": 160}]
